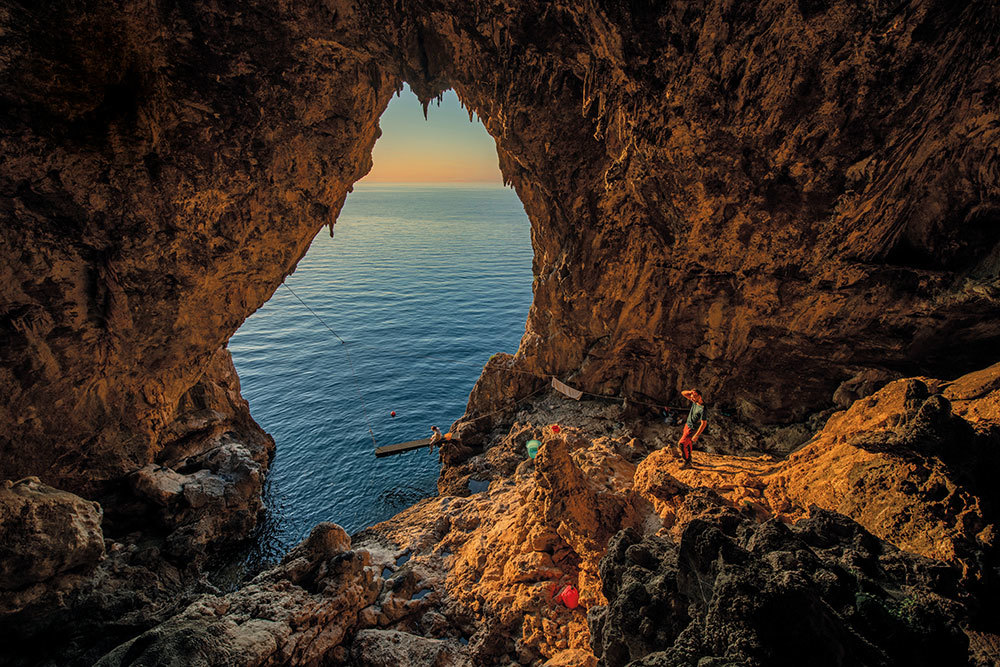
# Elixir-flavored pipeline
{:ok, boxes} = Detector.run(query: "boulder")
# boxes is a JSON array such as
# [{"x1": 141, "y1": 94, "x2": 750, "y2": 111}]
[
  {"x1": 590, "y1": 496, "x2": 976, "y2": 667},
  {"x1": 351, "y1": 629, "x2": 472, "y2": 667},
  {"x1": 129, "y1": 439, "x2": 266, "y2": 559},
  {"x1": 95, "y1": 523, "x2": 381, "y2": 666},
  {"x1": 0, "y1": 477, "x2": 104, "y2": 593}
]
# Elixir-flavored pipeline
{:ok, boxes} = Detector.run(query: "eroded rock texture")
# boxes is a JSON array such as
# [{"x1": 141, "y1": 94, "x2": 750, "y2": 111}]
[
  {"x1": 3, "y1": 0, "x2": 1000, "y2": 496},
  {"x1": 590, "y1": 502, "x2": 974, "y2": 667},
  {"x1": 0, "y1": 0, "x2": 395, "y2": 494},
  {"x1": 90, "y1": 364, "x2": 1000, "y2": 665},
  {"x1": 0, "y1": 478, "x2": 104, "y2": 607},
  {"x1": 123, "y1": 347, "x2": 275, "y2": 559},
  {"x1": 0, "y1": 476, "x2": 222, "y2": 666},
  {"x1": 95, "y1": 523, "x2": 383, "y2": 666},
  {"x1": 3, "y1": 1, "x2": 1000, "y2": 665}
]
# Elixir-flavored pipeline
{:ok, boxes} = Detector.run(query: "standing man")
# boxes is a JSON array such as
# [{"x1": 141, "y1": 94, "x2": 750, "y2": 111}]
[{"x1": 675, "y1": 389, "x2": 707, "y2": 467}]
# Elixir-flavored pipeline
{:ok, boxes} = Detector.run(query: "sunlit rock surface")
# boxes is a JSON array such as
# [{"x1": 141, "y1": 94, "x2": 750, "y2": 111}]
[
  {"x1": 2, "y1": 0, "x2": 999, "y2": 495},
  {"x1": 2, "y1": 0, "x2": 1000, "y2": 664},
  {"x1": 93, "y1": 363, "x2": 1000, "y2": 665}
]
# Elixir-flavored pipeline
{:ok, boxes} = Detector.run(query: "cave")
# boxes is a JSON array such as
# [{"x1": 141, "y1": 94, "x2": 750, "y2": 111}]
[
  {"x1": 227, "y1": 83, "x2": 533, "y2": 549},
  {"x1": 2, "y1": 1, "x2": 999, "y2": 665}
]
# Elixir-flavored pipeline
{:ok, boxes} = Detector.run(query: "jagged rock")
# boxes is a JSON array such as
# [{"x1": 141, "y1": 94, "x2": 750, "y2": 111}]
[
  {"x1": 356, "y1": 364, "x2": 1000, "y2": 664},
  {"x1": 65, "y1": 364, "x2": 999, "y2": 666},
  {"x1": 0, "y1": 481, "x2": 189, "y2": 666},
  {"x1": 350, "y1": 629, "x2": 472, "y2": 666},
  {"x1": 0, "y1": 478, "x2": 104, "y2": 601},
  {"x1": 832, "y1": 369, "x2": 903, "y2": 409},
  {"x1": 944, "y1": 360, "x2": 1000, "y2": 429},
  {"x1": 542, "y1": 649, "x2": 599, "y2": 667},
  {"x1": 353, "y1": 416, "x2": 644, "y2": 664},
  {"x1": 3, "y1": 0, "x2": 999, "y2": 499},
  {"x1": 1, "y1": 543, "x2": 212, "y2": 667},
  {"x1": 632, "y1": 367, "x2": 1000, "y2": 576},
  {"x1": 2, "y1": 4, "x2": 1000, "y2": 663},
  {"x1": 590, "y1": 497, "x2": 976, "y2": 667},
  {"x1": 765, "y1": 376, "x2": 998, "y2": 573},
  {"x1": 156, "y1": 347, "x2": 274, "y2": 471},
  {"x1": 95, "y1": 523, "x2": 381, "y2": 667},
  {"x1": 130, "y1": 438, "x2": 266, "y2": 558}
]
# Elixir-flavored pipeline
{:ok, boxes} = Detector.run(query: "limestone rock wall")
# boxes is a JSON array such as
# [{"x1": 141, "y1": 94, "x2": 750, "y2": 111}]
[
  {"x1": 2, "y1": 0, "x2": 999, "y2": 545},
  {"x1": 355, "y1": 0, "x2": 1000, "y2": 423},
  {"x1": 86, "y1": 362, "x2": 1000, "y2": 666},
  {"x1": 0, "y1": 0, "x2": 398, "y2": 493}
]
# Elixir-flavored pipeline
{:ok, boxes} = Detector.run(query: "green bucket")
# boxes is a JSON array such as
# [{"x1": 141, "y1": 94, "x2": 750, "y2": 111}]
[{"x1": 526, "y1": 439, "x2": 541, "y2": 459}]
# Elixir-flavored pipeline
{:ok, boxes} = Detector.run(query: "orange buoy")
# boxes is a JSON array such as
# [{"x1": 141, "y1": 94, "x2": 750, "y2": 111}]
[{"x1": 390, "y1": 411, "x2": 396, "y2": 417}]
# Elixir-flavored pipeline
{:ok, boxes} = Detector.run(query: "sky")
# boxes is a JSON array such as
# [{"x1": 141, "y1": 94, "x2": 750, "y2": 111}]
[{"x1": 361, "y1": 85, "x2": 502, "y2": 184}]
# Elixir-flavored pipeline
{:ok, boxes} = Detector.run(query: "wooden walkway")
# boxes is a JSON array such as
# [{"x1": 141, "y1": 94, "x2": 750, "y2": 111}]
[{"x1": 375, "y1": 438, "x2": 434, "y2": 458}]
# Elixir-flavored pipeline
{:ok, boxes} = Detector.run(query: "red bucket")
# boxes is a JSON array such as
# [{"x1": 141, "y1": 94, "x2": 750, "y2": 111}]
[{"x1": 555, "y1": 584, "x2": 579, "y2": 609}]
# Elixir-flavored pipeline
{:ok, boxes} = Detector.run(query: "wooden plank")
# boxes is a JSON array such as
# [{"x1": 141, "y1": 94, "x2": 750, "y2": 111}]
[{"x1": 375, "y1": 438, "x2": 433, "y2": 458}]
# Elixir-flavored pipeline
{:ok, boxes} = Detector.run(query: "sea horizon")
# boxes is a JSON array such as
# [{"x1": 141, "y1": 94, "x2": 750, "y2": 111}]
[{"x1": 229, "y1": 183, "x2": 534, "y2": 556}]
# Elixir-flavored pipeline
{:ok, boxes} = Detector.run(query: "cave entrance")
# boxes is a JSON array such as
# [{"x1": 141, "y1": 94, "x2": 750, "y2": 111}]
[{"x1": 228, "y1": 85, "x2": 533, "y2": 553}]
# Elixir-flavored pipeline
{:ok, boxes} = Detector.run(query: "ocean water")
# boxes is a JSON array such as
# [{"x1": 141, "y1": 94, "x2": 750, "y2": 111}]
[{"x1": 228, "y1": 184, "x2": 533, "y2": 555}]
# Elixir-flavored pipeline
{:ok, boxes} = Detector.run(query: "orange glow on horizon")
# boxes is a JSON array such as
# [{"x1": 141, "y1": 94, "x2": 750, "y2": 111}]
[{"x1": 360, "y1": 86, "x2": 502, "y2": 184}]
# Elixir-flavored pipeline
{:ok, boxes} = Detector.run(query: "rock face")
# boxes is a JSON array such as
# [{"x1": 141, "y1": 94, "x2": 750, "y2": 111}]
[
  {"x1": 125, "y1": 346, "x2": 274, "y2": 559},
  {"x1": 590, "y1": 500, "x2": 974, "y2": 667},
  {"x1": 0, "y1": 0, "x2": 395, "y2": 495},
  {"x1": 92, "y1": 364, "x2": 1000, "y2": 666},
  {"x1": 351, "y1": 630, "x2": 472, "y2": 667},
  {"x1": 635, "y1": 369, "x2": 1000, "y2": 578},
  {"x1": 3, "y1": 0, "x2": 1000, "y2": 499},
  {"x1": 0, "y1": 478, "x2": 104, "y2": 609},
  {"x1": 96, "y1": 523, "x2": 382, "y2": 667},
  {"x1": 2, "y1": 2, "x2": 1000, "y2": 665},
  {"x1": 765, "y1": 376, "x2": 998, "y2": 574},
  {"x1": 0, "y1": 350, "x2": 274, "y2": 665}
]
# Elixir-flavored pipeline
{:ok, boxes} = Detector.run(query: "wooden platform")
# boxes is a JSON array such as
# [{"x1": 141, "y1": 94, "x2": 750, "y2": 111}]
[{"x1": 375, "y1": 438, "x2": 433, "y2": 458}]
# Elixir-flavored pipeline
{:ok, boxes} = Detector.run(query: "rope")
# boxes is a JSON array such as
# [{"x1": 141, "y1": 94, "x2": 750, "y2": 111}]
[
  {"x1": 576, "y1": 387, "x2": 689, "y2": 412},
  {"x1": 281, "y1": 282, "x2": 696, "y2": 445},
  {"x1": 468, "y1": 364, "x2": 691, "y2": 412},
  {"x1": 315, "y1": 329, "x2": 692, "y2": 412},
  {"x1": 471, "y1": 384, "x2": 550, "y2": 422},
  {"x1": 281, "y1": 282, "x2": 378, "y2": 449}
]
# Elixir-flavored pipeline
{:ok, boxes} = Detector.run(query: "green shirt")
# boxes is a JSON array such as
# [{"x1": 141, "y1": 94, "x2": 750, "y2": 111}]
[{"x1": 686, "y1": 402, "x2": 706, "y2": 430}]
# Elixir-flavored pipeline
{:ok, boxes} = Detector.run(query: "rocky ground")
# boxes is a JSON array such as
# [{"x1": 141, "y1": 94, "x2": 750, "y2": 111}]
[
  {"x1": 21, "y1": 361, "x2": 989, "y2": 666},
  {"x1": 2, "y1": 1, "x2": 999, "y2": 665},
  {"x1": 4, "y1": 0, "x2": 999, "y2": 499},
  {"x1": 0, "y1": 347, "x2": 276, "y2": 665}
]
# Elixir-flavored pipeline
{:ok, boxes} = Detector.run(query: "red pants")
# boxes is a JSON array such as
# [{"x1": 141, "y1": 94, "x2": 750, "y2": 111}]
[{"x1": 679, "y1": 425, "x2": 695, "y2": 462}]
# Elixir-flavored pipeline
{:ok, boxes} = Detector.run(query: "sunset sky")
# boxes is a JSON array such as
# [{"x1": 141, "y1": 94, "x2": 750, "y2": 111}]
[{"x1": 361, "y1": 85, "x2": 502, "y2": 184}]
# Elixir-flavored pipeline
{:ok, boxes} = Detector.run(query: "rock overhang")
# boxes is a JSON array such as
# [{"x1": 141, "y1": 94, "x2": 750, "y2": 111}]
[{"x1": 1, "y1": 0, "x2": 999, "y2": 491}]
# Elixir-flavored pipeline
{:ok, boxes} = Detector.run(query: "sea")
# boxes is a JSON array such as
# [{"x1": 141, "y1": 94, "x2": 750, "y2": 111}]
[{"x1": 228, "y1": 183, "x2": 533, "y2": 558}]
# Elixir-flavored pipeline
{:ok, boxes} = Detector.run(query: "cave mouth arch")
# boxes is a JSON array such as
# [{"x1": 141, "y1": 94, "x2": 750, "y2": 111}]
[
  {"x1": 2, "y1": 0, "x2": 997, "y2": 506},
  {"x1": 226, "y1": 85, "x2": 533, "y2": 551},
  {"x1": 3, "y1": 5, "x2": 1000, "y2": 662}
]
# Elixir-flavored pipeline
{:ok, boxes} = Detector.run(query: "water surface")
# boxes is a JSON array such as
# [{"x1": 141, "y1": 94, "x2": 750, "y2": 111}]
[{"x1": 229, "y1": 184, "x2": 533, "y2": 555}]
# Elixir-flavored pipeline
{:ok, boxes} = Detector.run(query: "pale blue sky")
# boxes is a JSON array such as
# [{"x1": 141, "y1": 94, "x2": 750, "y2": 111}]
[{"x1": 362, "y1": 85, "x2": 502, "y2": 183}]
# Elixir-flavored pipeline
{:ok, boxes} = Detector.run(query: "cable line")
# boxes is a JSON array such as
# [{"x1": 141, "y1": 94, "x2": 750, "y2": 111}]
[
  {"x1": 282, "y1": 282, "x2": 378, "y2": 449},
  {"x1": 280, "y1": 282, "x2": 695, "y2": 449}
]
